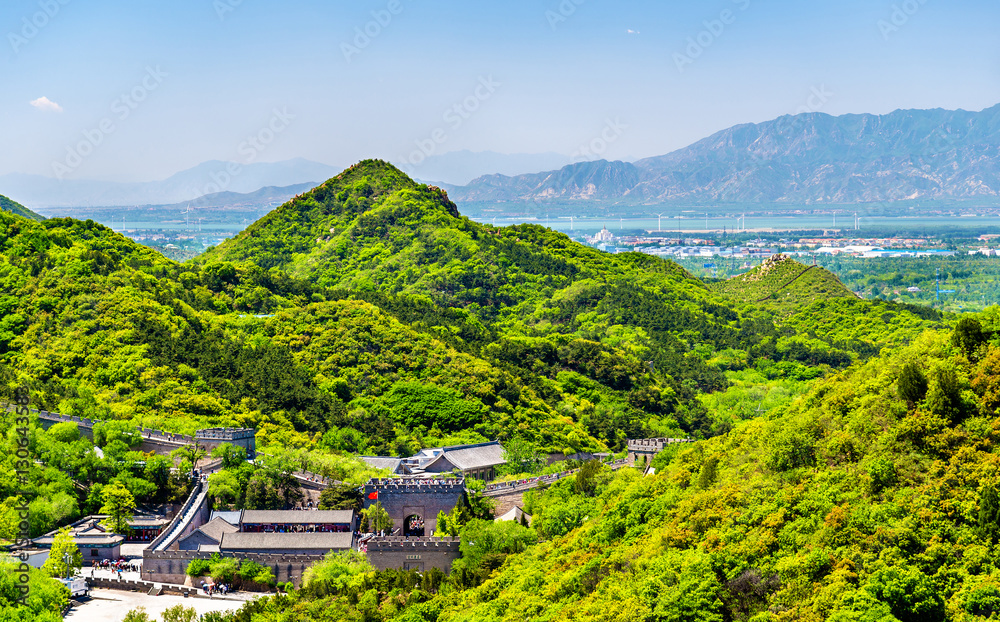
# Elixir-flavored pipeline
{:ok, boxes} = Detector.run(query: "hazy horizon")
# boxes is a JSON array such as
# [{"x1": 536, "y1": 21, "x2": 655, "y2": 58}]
[{"x1": 3, "y1": 0, "x2": 999, "y2": 184}]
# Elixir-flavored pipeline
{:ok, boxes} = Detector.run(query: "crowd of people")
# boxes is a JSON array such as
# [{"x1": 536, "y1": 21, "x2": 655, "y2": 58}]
[
  {"x1": 91, "y1": 559, "x2": 139, "y2": 578},
  {"x1": 201, "y1": 581, "x2": 231, "y2": 596}
]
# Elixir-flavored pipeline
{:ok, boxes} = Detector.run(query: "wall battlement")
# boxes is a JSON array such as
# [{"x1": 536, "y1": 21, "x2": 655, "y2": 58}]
[
  {"x1": 366, "y1": 537, "x2": 460, "y2": 550},
  {"x1": 366, "y1": 478, "x2": 465, "y2": 492},
  {"x1": 144, "y1": 549, "x2": 323, "y2": 564}
]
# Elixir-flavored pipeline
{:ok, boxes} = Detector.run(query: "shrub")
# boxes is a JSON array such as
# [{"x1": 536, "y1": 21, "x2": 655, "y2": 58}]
[{"x1": 186, "y1": 559, "x2": 210, "y2": 577}]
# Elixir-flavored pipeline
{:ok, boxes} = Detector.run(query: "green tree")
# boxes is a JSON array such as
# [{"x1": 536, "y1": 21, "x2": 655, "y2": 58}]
[
  {"x1": 92, "y1": 420, "x2": 140, "y2": 449},
  {"x1": 360, "y1": 502, "x2": 393, "y2": 533},
  {"x1": 46, "y1": 422, "x2": 80, "y2": 444},
  {"x1": 40, "y1": 527, "x2": 82, "y2": 578},
  {"x1": 697, "y1": 456, "x2": 720, "y2": 490},
  {"x1": 978, "y1": 484, "x2": 1000, "y2": 543},
  {"x1": 160, "y1": 605, "x2": 197, "y2": 622},
  {"x1": 121, "y1": 608, "x2": 153, "y2": 622},
  {"x1": 499, "y1": 437, "x2": 543, "y2": 476},
  {"x1": 897, "y1": 362, "x2": 928, "y2": 406},
  {"x1": 99, "y1": 481, "x2": 136, "y2": 535},
  {"x1": 317, "y1": 484, "x2": 362, "y2": 512},
  {"x1": 926, "y1": 363, "x2": 965, "y2": 422},
  {"x1": 211, "y1": 444, "x2": 247, "y2": 470},
  {"x1": 952, "y1": 317, "x2": 987, "y2": 359},
  {"x1": 186, "y1": 559, "x2": 211, "y2": 577},
  {"x1": 574, "y1": 459, "x2": 604, "y2": 496},
  {"x1": 171, "y1": 444, "x2": 207, "y2": 478}
]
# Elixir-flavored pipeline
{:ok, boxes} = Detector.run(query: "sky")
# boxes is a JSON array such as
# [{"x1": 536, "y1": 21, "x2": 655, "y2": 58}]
[{"x1": 2, "y1": 0, "x2": 999, "y2": 182}]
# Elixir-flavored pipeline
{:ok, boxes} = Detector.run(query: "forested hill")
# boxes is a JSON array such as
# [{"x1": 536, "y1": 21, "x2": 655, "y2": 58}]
[
  {"x1": 195, "y1": 160, "x2": 942, "y2": 439},
  {"x1": 216, "y1": 312, "x2": 1000, "y2": 622},
  {"x1": 0, "y1": 194, "x2": 43, "y2": 221}
]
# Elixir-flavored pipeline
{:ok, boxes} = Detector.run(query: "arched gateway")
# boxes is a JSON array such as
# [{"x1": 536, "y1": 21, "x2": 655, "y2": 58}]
[{"x1": 363, "y1": 478, "x2": 465, "y2": 536}]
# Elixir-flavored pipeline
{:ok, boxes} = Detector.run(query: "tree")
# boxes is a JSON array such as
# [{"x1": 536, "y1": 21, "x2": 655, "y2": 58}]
[
  {"x1": 952, "y1": 317, "x2": 988, "y2": 360},
  {"x1": 245, "y1": 475, "x2": 283, "y2": 510},
  {"x1": 318, "y1": 484, "x2": 362, "y2": 512},
  {"x1": 99, "y1": 481, "x2": 136, "y2": 535},
  {"x1": 926, "y1": 363, "x2": 965, "y2": 422},
  {"x1": 574, "y1": 459, "x2": 604, "y2": 496},
  {"x1": 92, "y1": 420, "x2": 140, "y2": 449},
  {"x1": 171, "y1": 444, "x2": 207, "y2": 477},
  {"x1": 186, "y1": 559, "x2": 211, "y2": 577},
  {"x1": 121, "y1": 608, "x2": 152, "y2": 622},
  {"x1": 499, "y1": 437, "x2": 543, "y2": 476},
  {"x1": 979, "y1": 484, "x2": 1000, "y2": 543},
  {"x1": 897, "y1": 362, "x2": 928, "y2": 406},
  {"x1": 361, "y1": 502, "x2": 393, "y2": 534},
  {"x1": 40, "y1": 527, "x2": 82, "y2": 578},
  {"x1": 161, "y1": 605, "x2": 197, "y2": 622},
  {"x1": 211, "y1": 443, "x2": 247, "y2": 470}
]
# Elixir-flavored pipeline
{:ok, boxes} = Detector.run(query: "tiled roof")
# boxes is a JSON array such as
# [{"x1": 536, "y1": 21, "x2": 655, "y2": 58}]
[
  {"x1": 210, "y1": 511, "x2": 243, "y2": 525},
  {"x1": 440, "y1": 442, "x2": 506, "y2": 471},
  {"x1": 197, "y1": 517, "x2": 239, "y2": 542},
  {"x1": 240, "y1": 510, "x2": 354, "y2": 525},
  {"x1": 219, "y1": 532, "x2": 353, "y2": 551},
  {"x1": 361, "y1": 456, "x2": 403, "y2": 473}
]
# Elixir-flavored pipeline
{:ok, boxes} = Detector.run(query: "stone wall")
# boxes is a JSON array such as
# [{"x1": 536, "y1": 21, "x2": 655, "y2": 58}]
[
  {"x1": 87, "y1": 576, "x2": 200, "y2": 597},
  {"x1": 142, "y1": 550, "x2": 322, "y2": 586},
  {"x1": 364, "y1": 479, "x2": 465, "y2": 536},
  {"x1": 626, "y1": 438, "x2": 693, "y2": 463},
  {"x1": 195, "y1": 428, "x2": 257, "y2": 459},
  {"x1": 365, "y1": 537, "x2": 461, "y2": 573}
]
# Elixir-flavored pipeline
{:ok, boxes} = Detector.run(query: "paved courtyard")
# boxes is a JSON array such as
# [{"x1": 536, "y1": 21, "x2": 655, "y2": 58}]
[{"x1": 65, "y1": 589, "x2": 254, "y2": 622}]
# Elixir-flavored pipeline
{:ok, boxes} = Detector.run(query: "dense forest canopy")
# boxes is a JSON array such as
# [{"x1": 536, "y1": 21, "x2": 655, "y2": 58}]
[{"x1": 2, "y1": 160, "x2": 985, "y2": 622}]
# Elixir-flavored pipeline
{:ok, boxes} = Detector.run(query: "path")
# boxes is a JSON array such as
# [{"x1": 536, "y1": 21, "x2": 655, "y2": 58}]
[
  {"x1": 483, "y1": 459, "x2": 629, "y2": 497},
  {"x1": 755, "y1": 265, "x2": 817, "y2": 302},
  {"x1": 152, "y1": 483, "x2": 208, "y2": 551}
]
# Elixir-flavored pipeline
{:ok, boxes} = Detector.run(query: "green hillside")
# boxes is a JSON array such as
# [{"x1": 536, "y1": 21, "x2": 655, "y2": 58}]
[
  {"x1": 715, "y1": 254, "x2": 856, "y2": 313},
  {"x1": 0, "y1": 194, "x2": 44, "y2": 221},
  {"x1": 206, "y1": 314, "x2": 1000, "y2": 622}
]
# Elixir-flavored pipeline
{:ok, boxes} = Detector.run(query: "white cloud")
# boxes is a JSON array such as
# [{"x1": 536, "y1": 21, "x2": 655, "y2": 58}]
[
  {"x1": 30, "y1": 96, "x2": 63, "y2": 113},
  {"x1": 627, "y1": 29, "x2": 640, "y2": 35}
]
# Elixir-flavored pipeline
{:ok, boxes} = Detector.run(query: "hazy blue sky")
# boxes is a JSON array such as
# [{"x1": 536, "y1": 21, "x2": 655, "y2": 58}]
[{"x1": 2, "y1": 0, "x2": 999, "y2": 181}]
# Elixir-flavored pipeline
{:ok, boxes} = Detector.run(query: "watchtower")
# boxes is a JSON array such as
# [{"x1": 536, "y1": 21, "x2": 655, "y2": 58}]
[
  {"x1": 363, "y1": 478, "x2": 465, "y2": 536},
  {"x1": 195, "y1": 428, "x2": 257, "y2": 459}
]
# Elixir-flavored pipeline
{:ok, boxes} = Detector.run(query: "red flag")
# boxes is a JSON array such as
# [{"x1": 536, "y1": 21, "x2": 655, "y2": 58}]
[{"x1": 367, "y1": 491, "x2": 378, "y2": 500}]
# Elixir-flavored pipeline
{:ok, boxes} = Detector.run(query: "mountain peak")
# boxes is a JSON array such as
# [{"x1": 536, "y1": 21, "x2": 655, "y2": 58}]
[{"x1": 200, "y1": 160, "x2": 461, "y2": 269}]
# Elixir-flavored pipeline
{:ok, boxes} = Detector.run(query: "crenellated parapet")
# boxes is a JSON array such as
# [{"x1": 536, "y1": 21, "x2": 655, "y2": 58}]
[{"x1": 364, "y1": 537, "x2": 461, "y2": 573}]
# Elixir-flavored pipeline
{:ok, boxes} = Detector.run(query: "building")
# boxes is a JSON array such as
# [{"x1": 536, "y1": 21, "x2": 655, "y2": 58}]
[
  {"x1": 201, "y1": 510, "x2": 355, "y2": 534},
  {"x1": 195, "y1": 427, "x2": 257, "y2": 459},
  {"x1": 239, "y1": 510, "x2": 354, "y2": 533},
  {"x1": 177, "y1": 516, "x2": 239, "y2": 552},
  {"x1": 363, "y1": 478, "x2": 465, "y2": 536},
  {"x1": 33, "y1": 518, "x2": 124, "y2": 563},
  {"x1": 363, "y1": 441, "x2": 507, "y2": 481},
  {"x1": 219, "y1": 532, "x2": 354, "y2": 556},
  {"x1": 400, "y1": 441, "x2": 506, "y2": 481},
  {"x1": 2, "y1": 548, "x2": 49, "y2": 569},
  {"x1": 127, "y1": 516, "x2": 171, "y2": 543}
]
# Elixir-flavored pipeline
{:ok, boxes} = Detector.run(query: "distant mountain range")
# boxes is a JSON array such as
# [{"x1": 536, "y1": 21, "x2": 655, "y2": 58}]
[
  {"x1": 448, "y1": 105, "x2": 1000, "y2": 207},
  {"x1": 395, "y1": 150, "x2": 574, "y2": 186},
  {"x1": 0, "y1": 158, "x2": 338, "y2": 208}
]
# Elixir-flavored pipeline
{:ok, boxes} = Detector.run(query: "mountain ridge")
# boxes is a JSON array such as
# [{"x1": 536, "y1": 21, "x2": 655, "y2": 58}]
[
  {"x1": 450, "y1": 104, "x2": 1000, "y2": 206},
  {"x1": 0, "y1": 158, "x2": 339, "y2": 208}
]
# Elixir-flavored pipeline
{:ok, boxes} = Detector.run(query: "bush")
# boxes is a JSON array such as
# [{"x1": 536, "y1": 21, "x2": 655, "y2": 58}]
[
  {"x1": 897, "y1": 362, "x2": 927, "y2": 405},
  {"x1": 186, "y1": 559, "x2": 211, "y2": 577}
]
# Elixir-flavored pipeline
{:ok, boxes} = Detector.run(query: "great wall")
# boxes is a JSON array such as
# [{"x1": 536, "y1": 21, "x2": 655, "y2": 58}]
[{"x1": 19, "y1": 405, "x2": 695, "y2": 584}]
